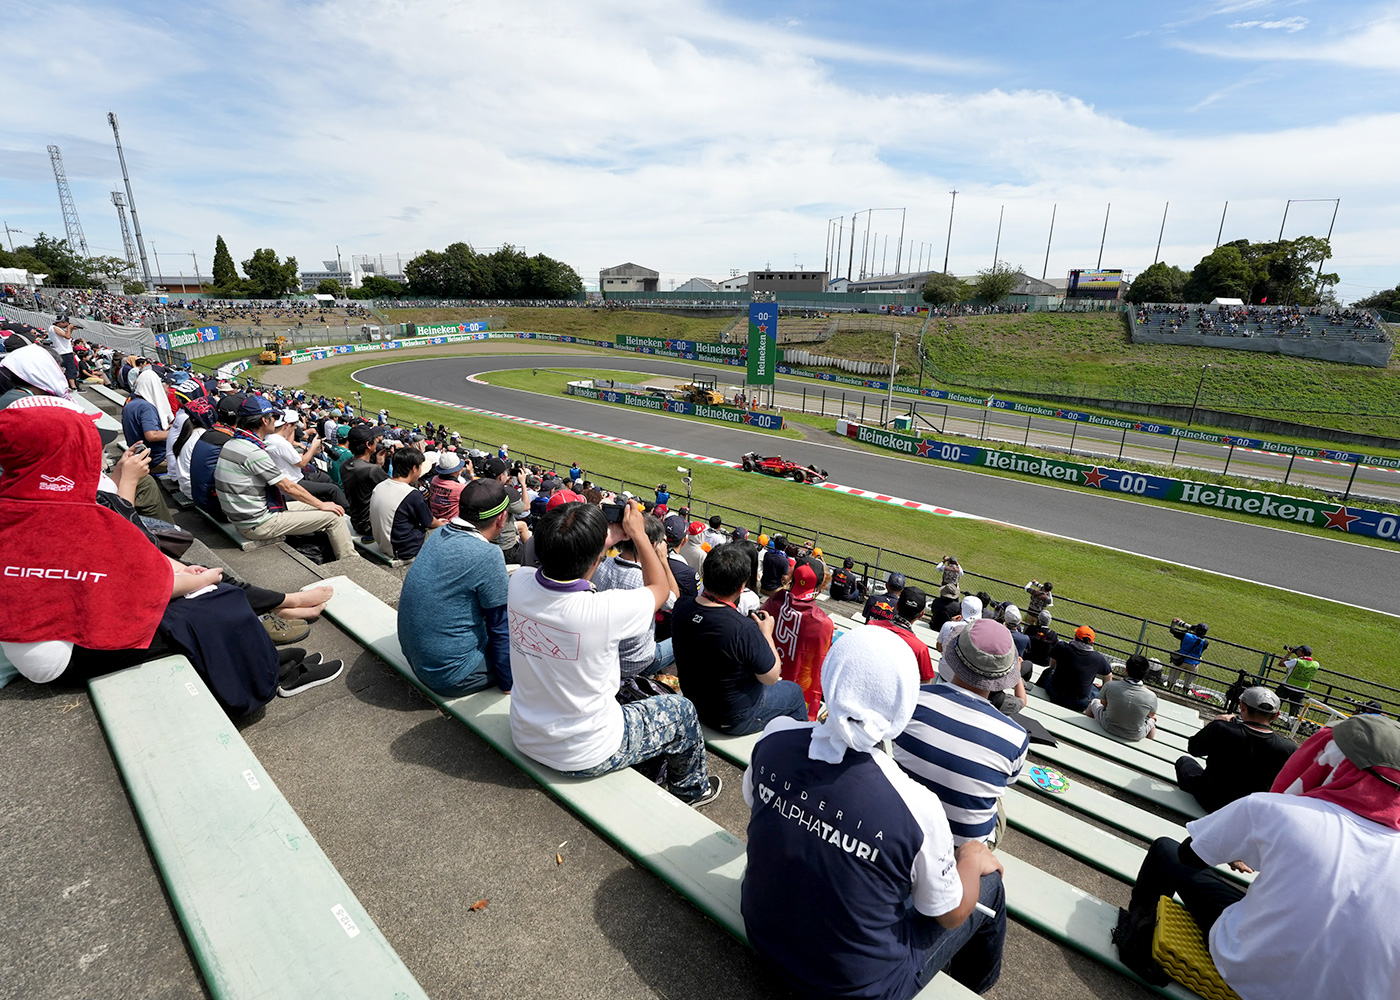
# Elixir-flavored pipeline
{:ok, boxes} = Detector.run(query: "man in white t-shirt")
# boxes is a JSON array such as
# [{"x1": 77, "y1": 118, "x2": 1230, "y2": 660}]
[
  {"x1": 45, "y1": 318, "x2": 80, "y2": 391},
  {"x1": 507, "y1": 498, "x2": 720, "y2": 806},
  {"x1": 1120, "y1": 715, "x2": 1400, "y2": 1000},
  {"x1": 266, "y1": 408, "x2": 345, "y2": 506}
]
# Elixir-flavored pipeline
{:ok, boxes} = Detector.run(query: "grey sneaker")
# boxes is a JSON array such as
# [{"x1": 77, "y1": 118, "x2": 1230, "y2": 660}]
[
  {"x1": 262, "y1": 613, "x2": 311, "y2": 645},
  {"x1": 686, "y1": 775, "x2": 722, "y2": 808}
]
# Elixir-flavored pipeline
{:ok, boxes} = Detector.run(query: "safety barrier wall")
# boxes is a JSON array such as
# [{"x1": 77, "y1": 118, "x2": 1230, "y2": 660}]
[
  {"x1": 836, "y1": 418, "x2": 1400, "y2": 543},
  {"x1": 566, "y1": 381, "x2": 784, "y2": 430}
]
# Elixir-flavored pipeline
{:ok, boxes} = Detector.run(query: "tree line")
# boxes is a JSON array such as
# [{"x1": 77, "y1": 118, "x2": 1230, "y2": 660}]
[{"x1": 1125, "y1": 237, "x2": 1338, "y2": 306}]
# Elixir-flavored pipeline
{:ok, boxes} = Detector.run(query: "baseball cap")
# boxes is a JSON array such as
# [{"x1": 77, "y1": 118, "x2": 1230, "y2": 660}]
[
  {"x1": 546, "y1": 489, "x2": 586, "y2": 511},
  {"x1": 1075, "y1": 625, "x2": 1096, "y2": 643},
  {"x1": 336, "y1": 425, "x2": 351, "y2": 441},
  {"x1": 478, "y1": 456, "x2": 508, "y2": 479},
  {"x1": 237, "y1": 395, "x2": 278, "y2": 420},
  {"x1": 960, "y1": 596, "x2": 983, "y2": 620},
  {"x1": 886, "y1": 571, "x2": 905, "y2": 589},
  {"x1": 664, "y1": 514, "x2": 689, "y2": 544},
  {"x1": 458, "y1": 479, "x2": 510, "y2": 521},
  {"x1": 1001, "y1": 603, "x2": 1023, "y2": 626},
  {"x1": 216, "y1": 393, "x2": 245, "y2": 423},
  {"x1": 1239, "y1": 686, "x2": 1281, "y2": 714},
  {"x1": 435, "y1": 453, "x2": 465, "y2": 476},
  {"x1": 274, "y1": 407, "x2": 299, "y2": 427},
  {"x1": 731, "y1": 526, "x2": 749, "y2": 541},
  {"x1": 1295, "y1": 644, "x2": 1313, "y2": 657},
  {"x1": 347, "y1": 425, "x2": 380, "y2": 453},
  {"x1": 688, "y1": 521, "x2": 705, "y2": 536},
  {"x1": 790, "y1": 563, "x2": 819, "y2": 599},
  {"x1": 944, "y1": 619, "x2": 1021, "y2": 692},
  {"x1": 896, "y1": 585, "x2": 928, "y2": 621}
]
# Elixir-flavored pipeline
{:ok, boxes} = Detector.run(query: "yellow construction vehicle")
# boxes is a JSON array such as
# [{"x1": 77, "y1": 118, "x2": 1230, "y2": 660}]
[
  {"x1": 673, "y1": 374, "x2": 725, "y2": 405},
  {"x1": 258, "y1": 336, "x2": 291, "y2": 364}
]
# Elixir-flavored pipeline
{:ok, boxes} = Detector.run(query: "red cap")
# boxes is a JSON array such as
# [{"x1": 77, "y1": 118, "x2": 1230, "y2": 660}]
[
  {"x1": 688, "y1": 521, "x2": 705, "y2": 536},
  {"x1": 790, "y1": 563, "x2": 818, "y2": 598},
  {"x1": 546, "y1": 489, "x2": 586, "y2": 511}
]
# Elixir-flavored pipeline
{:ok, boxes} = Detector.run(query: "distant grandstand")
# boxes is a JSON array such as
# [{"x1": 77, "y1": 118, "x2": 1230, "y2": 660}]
[{"x1": 1132, "y1": 302, "x2": 1391, "y2": 366}]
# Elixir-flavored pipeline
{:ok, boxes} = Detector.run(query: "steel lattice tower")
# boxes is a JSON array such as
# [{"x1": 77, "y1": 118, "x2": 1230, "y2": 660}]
[
  {"x1": 111, "y1": 191, "x2": 138, "y2": 276},
  {"x1": 47, "y1": 144, "x2": 90, "y2": 258}
]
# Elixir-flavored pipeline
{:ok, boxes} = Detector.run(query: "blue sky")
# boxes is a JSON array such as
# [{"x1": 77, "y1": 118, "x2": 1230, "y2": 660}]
[{"x1": 2, "y1": 0, "x2": 1397, "y2": 299}]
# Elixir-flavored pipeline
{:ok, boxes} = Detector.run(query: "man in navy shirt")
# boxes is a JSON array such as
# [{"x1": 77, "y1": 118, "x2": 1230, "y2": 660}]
[{"x1": 742, "y1": 626, "x2": 1006, "y2": 999}]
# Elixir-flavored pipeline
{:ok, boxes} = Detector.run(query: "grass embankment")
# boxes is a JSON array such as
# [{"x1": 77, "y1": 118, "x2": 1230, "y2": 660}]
[
  {"x1": 473, "y1": 367, "x2": 804, "y2": 440},
  {"x1": 299, "y1": 352, "x2": 1398, "y2": 689},
  {"x1": 390, "y1": 306, "x2": 734, "y2": 343}
]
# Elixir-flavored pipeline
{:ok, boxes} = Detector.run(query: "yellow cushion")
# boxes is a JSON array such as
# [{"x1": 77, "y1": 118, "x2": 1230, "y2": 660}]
[{"x1": 1151, "y1": 896, "x2": 1241, "y2": 1000}]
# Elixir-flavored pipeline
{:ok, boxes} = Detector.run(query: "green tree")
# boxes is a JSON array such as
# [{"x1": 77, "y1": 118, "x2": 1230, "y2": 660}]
[
  {"x1": 1183, "y1": 238, "x2": 1336, "y2": 306},
  {"x1": 123, "y1": 280, "x2": 146, "y2": 295},
  {"x1": 1182, "y1": 245, "x2": 1255, "y2": 303},
  {"x1": 316, "y1": 278, "x2": 344, "y2": 297},
  {"x1": 1125, "y1": 262, "x2": 1189, "y2": 304},
  {"x1": 358, "y1": 275, "x2": 406, "y2": 298},
  {"x1": 974, "y1": 261, "x2": 1022, "y2": 305},
  {"x1": 1356, "y1": 285, "x2": 1400, "y2": 313},
  {"x1": 1, "y1": 232, "x2": 127, "y2": 287},
  {"x1": 405, "y1": 241, "x2": 582, "y2": 299},
  {"x1": 211, "y1": 235, "x2": 241, "y2": 291},
  {"x1": 241, "y1": 248, "x2": 300, "y2": 298},
  {"x1": 921, "y1": 271, "x2": 970, "y2": 306}
]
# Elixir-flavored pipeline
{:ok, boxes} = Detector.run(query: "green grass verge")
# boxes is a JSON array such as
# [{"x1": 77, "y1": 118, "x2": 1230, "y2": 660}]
[
  {"x1": 386, "y1": 306, "x2": 735, "y2": 343},
  {"x1": 472, "y1": 367, "x2": 804, "y2": 440},
  {"x1": 293, "y1": 351, "x2": 1397, "y2": 691}
]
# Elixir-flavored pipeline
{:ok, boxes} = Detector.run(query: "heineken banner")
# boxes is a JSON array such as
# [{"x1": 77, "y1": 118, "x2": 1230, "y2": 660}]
[
  {"x1": 747, "y1": 304, "x2": 776, "y2": 385},
  {"x1": 568, "y1": 381, "x2": 783, "y2": 430},
  {"x1": 837, "y1": 420, "x2": 1400, "y2": 543},
  {"x1": 154, "y1": 325, "x2": 220, "y2": 350}
]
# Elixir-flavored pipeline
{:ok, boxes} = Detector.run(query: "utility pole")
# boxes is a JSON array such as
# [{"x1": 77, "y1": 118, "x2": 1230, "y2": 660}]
[
  {"x1": 1317, "y1": 198, "x2": 1340, "y2": 280},
  {"x1": 1216, "y1": 201, "x2": 1228, "y2": 248},
  {"x1": 3, "y1": 223, "x2": 22, "y2": 252},
  {"x1": 152, "y1": 243, "x2": 162, "y2": 287},
  {"x1": 1097, "y1": 203, "x2": 1111, "y2": 270},
  {"x1": 992, "y1": 205, "x2": 1004, "y2": 270},
  {"x1": 108, "y1": 112, "x2": 154, "y2": 288},
  {"x1": 943, "y1": 190, "x2": 958, "y2": 274},
  {"x1": 1042, "y1": 204, "x2": 1056, "y2": 280},
  {"x1": 894, "y1": 207, "x2": 906, "y2": 274},
  {"x1": 1154, "y1": 202, "x2": 1169, "y2": 265},
  {"x1": 192, "y1": 251, "x2": 203, "y2": 289},
  {"x1": 47, "y1": 145, "x2": 90, "y2": 258},
  {"x1": 1278, "y1": 200, "x2": 1292, "y2": 242},
  {"x1": 863, "y1": 210, "x2": 873, "y2": 279},
  {"x1": 847, "y1": 213, "x2": 857, "y2": 282},
  {"x1": 885, "y1": 330, "x2": 899, "y2": 424}
]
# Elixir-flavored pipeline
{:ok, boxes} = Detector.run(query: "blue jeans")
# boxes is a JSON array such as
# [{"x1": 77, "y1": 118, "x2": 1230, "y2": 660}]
[
  {"x1": 912, "y1": 872, "x2": 1007, "y2": 994},
  {"x1": 648, "y1": 638, "x2": 675, "y2": 674},
  {"x1": 560, "y1": 694, "x2": 709, "y2": 802},
  {"x1": 722, "y1": 680, "x2": 809, "y2": 736}
]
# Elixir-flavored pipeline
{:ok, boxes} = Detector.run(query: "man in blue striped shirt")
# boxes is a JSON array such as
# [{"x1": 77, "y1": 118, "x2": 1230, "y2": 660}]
[{"x1": 893, "y1": 619, "x2": 1030, "y2": 847}]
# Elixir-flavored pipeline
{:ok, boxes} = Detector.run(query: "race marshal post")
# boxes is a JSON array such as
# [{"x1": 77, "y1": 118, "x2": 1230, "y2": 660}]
[{"x1": 747, "y1": 303, "x2": 776, "y2": 406}]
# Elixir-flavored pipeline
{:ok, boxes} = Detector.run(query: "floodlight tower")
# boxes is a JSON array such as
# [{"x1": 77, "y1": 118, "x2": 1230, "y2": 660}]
[
  {"x1": 47, "y1": 145, "x2": 90, "y2": 258},
  {"x1": 107, "y1": 112, "x2": 154, "y2": 288},
  {"x1": 111, "y1": 191, "x2": 139, "y2": 277}
]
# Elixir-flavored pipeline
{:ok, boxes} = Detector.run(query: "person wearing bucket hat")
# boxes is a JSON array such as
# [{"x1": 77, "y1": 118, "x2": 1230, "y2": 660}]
[
  {"x1": 1173, "y1": 685, "x2": 1297, "y2": 813},
  {"x1": 894, "y1": 619, "x2": 1030, "y2": 849},
  {"x1": 427, "y1": 450, "x2": 468, "y2": 521},
  {"x1": 1118, "y1": 714, "x2": 1400, "y2": 1000},
  {"x1": 398, "y1": 478, "x2": 514, "y2": 698},
  {"x1": 1039, "y1": 623, "x2": 1112, "y2": 711},
  {"x1": 742, "y1": 626, "x2": 1007, "y2": 998}
]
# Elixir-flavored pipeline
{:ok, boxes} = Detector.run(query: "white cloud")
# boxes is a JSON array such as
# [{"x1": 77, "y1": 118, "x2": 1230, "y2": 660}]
[
  {"x1": 1181, "y1": 7, "x2": 1400, "y2": 69},
  {"x1": 1228, "y1": 16, "x2": 1310, "y2": 30}
]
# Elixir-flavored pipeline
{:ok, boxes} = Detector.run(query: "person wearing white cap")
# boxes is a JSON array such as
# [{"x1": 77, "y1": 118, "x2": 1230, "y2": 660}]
[
  {"x1": 742, "y1": 625, "x2": 1007, "y2": 998},
  {"x1": 935, "y1": 595, "x2": 983, "y2": 678},
  {"x1": 265, "y1": 407, "x2": 346, "y2": 507},
  {"x1": 1174, "y1": 686, "x2": 1297, "y2": 813}
]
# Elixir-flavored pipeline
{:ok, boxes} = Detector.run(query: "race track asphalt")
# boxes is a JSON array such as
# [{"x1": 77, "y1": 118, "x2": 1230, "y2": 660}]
[{"x1": 356, "y1": 354, "x2": 1400, "y2": 616}]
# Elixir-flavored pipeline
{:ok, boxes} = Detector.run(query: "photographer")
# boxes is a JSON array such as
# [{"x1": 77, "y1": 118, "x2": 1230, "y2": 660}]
[
  {"x1": 673, "y1": 543, "x2": 807, "y2": 735},
  {"x1": 477, "y1": 456, "x2": 531, "y2": 564},
  {"x1": 1276, "y1": 644, "x2": 1320, "y2": 716},
  {"x1": 1166, "y1": 618, "x2": 1210, "y2": 692}
]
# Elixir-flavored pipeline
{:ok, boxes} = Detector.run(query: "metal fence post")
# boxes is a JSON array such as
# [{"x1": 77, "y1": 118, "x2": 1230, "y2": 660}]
[
  {"x1": 1068, "y1": 423, "x2": 1078, "y2": 456},
  {"x1": 861, "y1": 395, "x2": 867, "y2": 422},
  {"x1": 1343, "y1": 459, "x2": 1360, "y2": 502},
  {"x1": 1135, "y1": 619, "x2": 1147, "y2": 654},
  {"x1": 1282, "y1": 452, "x2": 1296, "y2": 485},
  {"x1": 802, "y1": 386, "x2": 807, "y2": 412},
  {"x1": 821, "y1": 389, "x2": 826, "y2": 415},
  {"x1": 1024, "y1": 414, "x2": 1032, "y2": 446},
  {"x1": 1222, "y1": 442, "x2": 1235, "y2": 476},
  {"x1": 1170, "y1": 435, "x2": 1181, "y2": 465},
  {"x1": 1118, "y1": 427, "x2": 1127, "y2": 461}
]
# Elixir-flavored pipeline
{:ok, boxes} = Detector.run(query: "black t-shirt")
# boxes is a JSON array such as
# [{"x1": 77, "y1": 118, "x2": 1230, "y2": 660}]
[
  {"x1": 1025, "y1": 625, "x2": 1058, "y2": 666},
  {"x1": 760, "y1": 548, "x2": 789, "y2": 591},
  {"x1": 863, "y1": 591, "x2": 897, "y2": 622},
  {"x1": 654, "y1": 554, "x2": 700, "y2": 642},
  {"x1": 829, "y1": 568, "x2": 859, "y2": 601},
  {"x1": 1045, "y1": 640, "x2": 1110, "y2": 704},
  {"x1": 927, "y1": 595, "x2": 960, "y2": 632},
  {"x1": 341, "y1": 456, "x2": 388, "y2": 534},
  {"x1": 672, "y1": 596, "x2": 776, "y2": 731},
  {"x1": 1186, "y1": 720, "x2": 1297, "y2": 812}
]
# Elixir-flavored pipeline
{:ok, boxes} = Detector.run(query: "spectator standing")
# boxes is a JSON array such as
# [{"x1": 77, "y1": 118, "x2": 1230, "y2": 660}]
[
  {"x1": 593, "y1": 513, "x2": 679, "y2": 678},
  {"x1": 1175, "y1": 687, "x2": 1297, "y2": 812},
  {"x1": 398, "y1": 479, "x2": 513, "y2": 697},
  {"x1": 760, "y1": 563, "x2": 835, "y2": 720},
  {"x1": 214, "y1": 395, "x2": 353, "y2": 558},
  {"x1": 1039, "y1": 625, "x2": 1111, "y2": 710},
  {"x1": 672, "y1": 544, "x2": 806, "y2": 734},
  {"x1": 1023, "y1": 580, "x2": 1053, "y2": 620},
  {"x1": 872, "y1": 586, "x2": 935, "y2": 683},
  {"x1": 1166, "y1": 619, "x2": 1210, "y2": 692},
  {"x1": 341, "y1": 425, "x2": 388, "y2": 539},
  {"x1": 862, "y1": 571, "x2": 905, "y2": 622},
  {"x1": 369, "y1": 448, "x2": 442, "y2": 561},
  {"x1": 1276, "y1": 644, "x2": 1320, "y2": 715},
  {"x1": 507, "y1": 500, "x2": 720, "y2": 806},
  {"x1": 1087, "y1": 654, "x2": 1159, "y2": 741},
  {"x1": 935, "y1": 556, "x2": 963, "y2": 589},
  {"x1": 741, "y1": 626, "x2": 1007, "y2": 999},
  {"x1": 654, "y1": 482, "x2": 670, "y2": 507},
  {"x1": 45, "y1": 317, "x2": 81, "y2": 391},
  {"x1": 426, "y1": 452, "x2": 468, "y2": 521},
  {"x1": 895, "y1": 619, "x2": 1030, "y2": 847}
]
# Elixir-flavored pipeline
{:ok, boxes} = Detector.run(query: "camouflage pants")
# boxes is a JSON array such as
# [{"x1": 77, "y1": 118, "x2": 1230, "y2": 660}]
[{"x1": 561, "y1": 694, "x2": 709, "y2": 802}]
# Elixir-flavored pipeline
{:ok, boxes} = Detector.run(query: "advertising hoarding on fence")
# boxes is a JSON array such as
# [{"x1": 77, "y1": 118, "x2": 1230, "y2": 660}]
[
  {"x1": 416, "y1": 322, "x2": 490, "y2": 336},
  {"x1": 837, "y1": 419, "x2": 1400, "y2": 542},
  {"x1": 747, "y1": 304, "x2": 776, "y2": 385},
  {"x1": 567, "y1": 381, "x2": 783, "y2": 429}
]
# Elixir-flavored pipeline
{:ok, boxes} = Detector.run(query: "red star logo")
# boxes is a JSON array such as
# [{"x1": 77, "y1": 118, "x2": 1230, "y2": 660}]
[
  {"x1": 1083, "y1": 467, "x2": 1108, "y2": 488},
  {"x1": 757, "y1": 323, "x2": 768, "y2": 334},
  {"x1": 1324, "y1": 506, "x2": 1360, "y2": 531},
  {"x1": 1133, "y1": 422, "x2": 1144, "y2": 431},
  {"x1": 1054, "y1": 410, "x2": 1064, "y2": 418},
  {"x1": 916, "y1": 440, "x2": 932, "y2": 457},
  {"x1": 1221, "y1": 435, "x2": 1232, "y2": 445}
]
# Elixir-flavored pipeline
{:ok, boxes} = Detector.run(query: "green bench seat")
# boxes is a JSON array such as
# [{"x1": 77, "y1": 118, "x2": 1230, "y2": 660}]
[
  {"x1": 316, "y1": 575, "x2": 977, "y2": 1000},
  {"x1": 1019, "y1": 705, "x2": 1181, "y2": 783},
  {"x1": 1022, "y1": 697, "x2": 1192, "y2": 761},
  {"x1": 89, "y1": 655, "x2": 429, "y2": 1000}
]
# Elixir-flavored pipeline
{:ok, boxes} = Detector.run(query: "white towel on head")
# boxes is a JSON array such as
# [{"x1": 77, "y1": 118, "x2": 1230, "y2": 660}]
[
  {"x1": 132, "y1": 368, "x2": 174, "y2": 429},
  {"x1": 0, "y1": 345, "x2": 70, "y2": 399},
  {"x1": 809, "y1": 625, "x2": 919, "y2": 764}
]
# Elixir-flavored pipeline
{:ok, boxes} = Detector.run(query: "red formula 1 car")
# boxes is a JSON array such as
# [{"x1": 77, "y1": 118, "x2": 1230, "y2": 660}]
[{"x1": 741, "y1": 452, "x2": 829, "y2": 484}]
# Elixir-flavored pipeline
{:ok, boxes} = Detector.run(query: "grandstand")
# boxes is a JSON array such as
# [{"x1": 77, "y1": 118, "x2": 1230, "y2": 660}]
[{"x1": 1132, "y1": 303, "x2": 1391, "y2": 366}]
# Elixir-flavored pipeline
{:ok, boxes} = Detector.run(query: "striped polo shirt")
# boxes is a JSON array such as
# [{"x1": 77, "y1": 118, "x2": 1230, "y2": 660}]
[
  {"x1": 892, "y1": 683, "x2": 1029, "y2": 844},
  {"x1": 214, "y1": 436, "x2": 288, "y2": 526}
]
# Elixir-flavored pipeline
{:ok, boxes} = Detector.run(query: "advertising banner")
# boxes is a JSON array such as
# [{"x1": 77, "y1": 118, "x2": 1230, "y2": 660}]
[
  {"x1": 841, "y1": 421, "x2": 1399, "y2": 542},
  {"x1": 416, "y1": 321, "x2": 490, "y2": 336},
  {"x1": 566, "y1": 381, "x2": 783, "y2": 429},
  {"x1": 747, "y1": 304, "x2": 776, "y2": 385}
]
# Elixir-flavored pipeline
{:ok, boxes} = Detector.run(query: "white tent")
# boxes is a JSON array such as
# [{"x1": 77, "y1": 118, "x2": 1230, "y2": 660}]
[
  {"x1": 0, "y1": 268, "x2": 46, "y2": 288},
  {"x1": 1210, "y1": 297, "x2": 1245, "y2": 306},
  {"x1": 312, "y1": 293, "x2": 336, "y2": 304}
]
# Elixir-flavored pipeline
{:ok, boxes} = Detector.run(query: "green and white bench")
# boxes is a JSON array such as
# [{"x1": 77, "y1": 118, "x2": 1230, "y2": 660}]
[
  {"x1": 354, "y1": 536, "x2": 406, "y2": 568},
  {"x1": 190, "y1": 503, "x2": 278, "y2": 551},
  {"x1": 89, "y1": 655, "x2": 429, "y2": 1000},
  {"x1": 316, "y1": 575, "x2": 977, "y2": 1000},
  {"x1": 1019, "y1": 705, "x2": 1182, "y2": 783},
  {"x1": 1029, "y1": 740, "x2": 1205, "y2": 820},
  {"x1": 1022, "y1": 697, "x2": 1192, "y2": 762}
]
